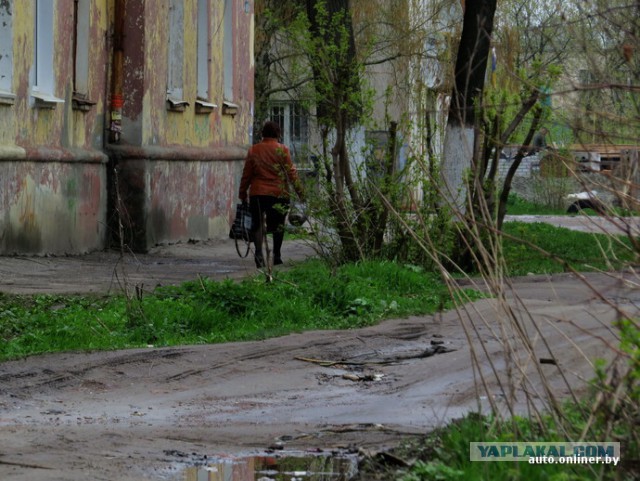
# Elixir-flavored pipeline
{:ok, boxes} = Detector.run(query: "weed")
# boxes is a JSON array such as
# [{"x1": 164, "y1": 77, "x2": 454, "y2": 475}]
[{"x1": 400, "y1": 461, "x2": 464, "y2": 481}]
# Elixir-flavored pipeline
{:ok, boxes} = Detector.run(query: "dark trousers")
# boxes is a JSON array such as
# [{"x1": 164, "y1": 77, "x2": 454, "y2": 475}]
[{"x1": 249, "y1": 195, "x2": 289, "y2": 262}]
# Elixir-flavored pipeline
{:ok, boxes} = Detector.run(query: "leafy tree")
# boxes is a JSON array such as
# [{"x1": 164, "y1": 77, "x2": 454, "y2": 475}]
[
  {"x1": 303, "y1": 0, "x2": 371, "y2": 261},
  {"x1": 254, "y1": 0, "x2": 437, "y2": 262},
  {"x1": 566, "y1": 0, "x2": 639, "y2": 144}
]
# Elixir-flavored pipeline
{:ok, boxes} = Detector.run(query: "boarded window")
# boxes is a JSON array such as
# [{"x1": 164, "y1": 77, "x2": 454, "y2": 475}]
[
  {"x1": 196, "y1": 0, "x2": 209, "y2": 100},
  {"x1": 223, "y1": 0, "x2": 233, "y2": 100},
  {"x1": 34, "y1": 0, "x2": 55, "y2": 95},
  {"x1": 167, "y1": 0, "x2": 185, "y2": 100},
  {"x1": 73, "y1": 0, "x2": 90, "y2": 96},
  {"x1": 0, "y1": 0, "x2": 13, "y2": 94}
]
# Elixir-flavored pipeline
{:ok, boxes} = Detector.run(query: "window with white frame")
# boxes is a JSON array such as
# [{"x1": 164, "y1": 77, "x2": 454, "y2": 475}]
[
  {"x1": 223, "y1": 0, "x2": 234, "y2": 101},
  {"x1": 195, "y1": 0, "x2": 216, "y2": 113},
  {"x1": 196, "y1": 0, "x2": 209, "y2": 100},
  {"x1": 33, "y1": 0, "x2": 63, "y2": 105},
  {"x1": 73, "y1": 0, "x2": 90, "y2": 97},
  {"x1": 0, "y1": 0, "x2": 14, "y2": 100},
  {"x1": 167, "y1": 0, "x2": 186, "y2": 109},
  {"x1": 270, "y1": 102, "x2": 310, "y2": 165}
]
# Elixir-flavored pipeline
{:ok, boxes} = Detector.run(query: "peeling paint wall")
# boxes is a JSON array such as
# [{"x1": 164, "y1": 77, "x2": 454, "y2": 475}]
[
  {"x1": 0, "y1": 160, "x2": 106, "y2": 254},
  {"x1": 0, "y1": 0, "x2": 110, "y2": 255},
  {"x1": 1, "y1": 0, "x2": 255, "y2": 254},
  {"x1": 147, "y1": 158, "x2": 241, "y2": 245},
  {"x1": 110, "y1": 0, "x2": 255, "y2": 252},
  {"x1": 117, "y1": 1, "x2": 254, "y2": 149},
  {"x1": 156, "y1": 163, "x2": 236, "y2": 243},
  {"x1": 110, "y1": 145, "x2": 246, "y2": 252}
]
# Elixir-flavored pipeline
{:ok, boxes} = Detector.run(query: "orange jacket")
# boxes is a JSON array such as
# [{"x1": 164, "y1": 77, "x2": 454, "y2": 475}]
[{"x1": 239, "y1": 138, "x2": 303, "y2": 201}]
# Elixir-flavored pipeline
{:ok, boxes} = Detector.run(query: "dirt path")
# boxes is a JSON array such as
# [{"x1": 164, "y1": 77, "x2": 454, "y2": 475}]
[
  {"x1": 1, "y1": 269, "x2": 637, "y2": 480},
  {"x1": 0, "y1": 226, "x2": 638, "y2": 480},
  {"x1": 1, "y1": 216, "x2": 636, "y2": 295},
  {"x1": 0, "y1": 239, "x2": 315, "y2": 295}
]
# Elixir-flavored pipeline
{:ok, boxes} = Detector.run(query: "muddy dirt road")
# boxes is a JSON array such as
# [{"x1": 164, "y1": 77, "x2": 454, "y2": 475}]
[
  {"x1": 0, "y1": 239, "x2": 315, "y2": 295},
  {"x1": 1, "y1": 272, "x2": 637, "y2": 480},
  {"x1": 0, "y1": 226, "x2": 638, "y2": 481}
]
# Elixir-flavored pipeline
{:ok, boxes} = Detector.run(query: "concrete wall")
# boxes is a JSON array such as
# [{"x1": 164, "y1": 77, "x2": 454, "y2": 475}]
[
  {"x1": 109, "y1": 0, "x2": 254, "y2": 252},
  {"x1": 498, "y1": 148, "x2": 541, "y2": 178},
  {"x1": 0, "y1": 0, "x2": 110, "y2": 255},
  {"x1": 0, "y1": 155, "x2": 106, "y2": 254},
  {"x1": 0, "y1": 0, "x2": 255, "y2": 255},
  {"x1": 109, "y1": 145, "x2": 245, "y2": 252}
]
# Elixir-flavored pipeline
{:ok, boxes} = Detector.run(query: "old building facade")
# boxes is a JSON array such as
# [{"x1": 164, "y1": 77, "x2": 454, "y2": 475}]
[{"x1": 0, "y1": 0, "x2": 254, "y2": 255}]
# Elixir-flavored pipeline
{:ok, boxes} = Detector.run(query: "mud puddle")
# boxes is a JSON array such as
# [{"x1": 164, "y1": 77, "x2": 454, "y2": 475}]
[{"x1": 163, "y1": 450, "x2": 359, "y2": 481}]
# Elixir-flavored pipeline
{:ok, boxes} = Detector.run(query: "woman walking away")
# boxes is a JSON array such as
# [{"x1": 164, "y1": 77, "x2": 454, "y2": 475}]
[{"x1": 238, "y1": 121, "x2": 304, "y2": 268}]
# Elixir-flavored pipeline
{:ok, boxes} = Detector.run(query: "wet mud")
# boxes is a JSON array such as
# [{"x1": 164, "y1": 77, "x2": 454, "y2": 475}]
[
  {"x1": 1, "y1": 234, "x2": 638, "y2": 480},
  {"x1": 1, "y1": 271, "x2": 638, "y2": 480}
]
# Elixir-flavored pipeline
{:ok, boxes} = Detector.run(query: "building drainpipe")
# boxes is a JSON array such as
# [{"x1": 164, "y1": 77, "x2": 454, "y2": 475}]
[{"x1": 109, "y1": 0, "x2": 125, "y2": 143}]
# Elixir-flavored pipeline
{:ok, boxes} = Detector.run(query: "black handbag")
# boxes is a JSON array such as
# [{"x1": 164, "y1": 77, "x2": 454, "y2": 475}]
[
  {"x1": 229, "y1": 202, "x2": 252, "y2": 241},
  {"x1": 229, "y1": 202, "x2": 253, "y2": 258}
]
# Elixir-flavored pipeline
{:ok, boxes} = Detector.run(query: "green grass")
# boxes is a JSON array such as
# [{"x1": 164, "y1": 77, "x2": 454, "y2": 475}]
[
  {"x1": 505, "y1": 194, "x2": 568, "y2": 216},
  {"x1": 505, "y1": 193, "x2": 638, "y2": 218},
  {"x1": 0, "y1": 260, "x2": 471, "y2": 362},
  {"x1": 390, "y1": 405, "x2": 635, "y2": 481},
  {"x1": 502, "y1": 221, "x2": 635, "y2": 276},
  {"x1": 1, "y1": 223, "x2": 636, "y2": 361}
]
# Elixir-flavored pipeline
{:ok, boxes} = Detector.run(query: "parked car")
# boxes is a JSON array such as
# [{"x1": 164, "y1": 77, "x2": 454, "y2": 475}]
[{"x1": 566, "y1": 191, "x2": 607, "y2": 214}]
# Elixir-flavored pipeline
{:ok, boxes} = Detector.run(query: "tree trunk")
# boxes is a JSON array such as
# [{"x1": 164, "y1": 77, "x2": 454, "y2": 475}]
[
  {"x1": 372, "y1": 122, "x2": 398, "y2": 254},
  {"x1": 440, "y1": 0, "x2": 497, "y2": 209}
]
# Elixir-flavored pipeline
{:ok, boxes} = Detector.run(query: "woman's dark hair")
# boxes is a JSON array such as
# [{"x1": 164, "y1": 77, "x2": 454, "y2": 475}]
[{"x1": 262, "y1": 121, "x2": 281, "y2": 139}]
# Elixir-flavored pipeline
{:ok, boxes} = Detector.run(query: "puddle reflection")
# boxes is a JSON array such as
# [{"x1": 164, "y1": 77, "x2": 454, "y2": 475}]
[{"x1": 183, "y1": 453, "x2": 358, "y2": 481}]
